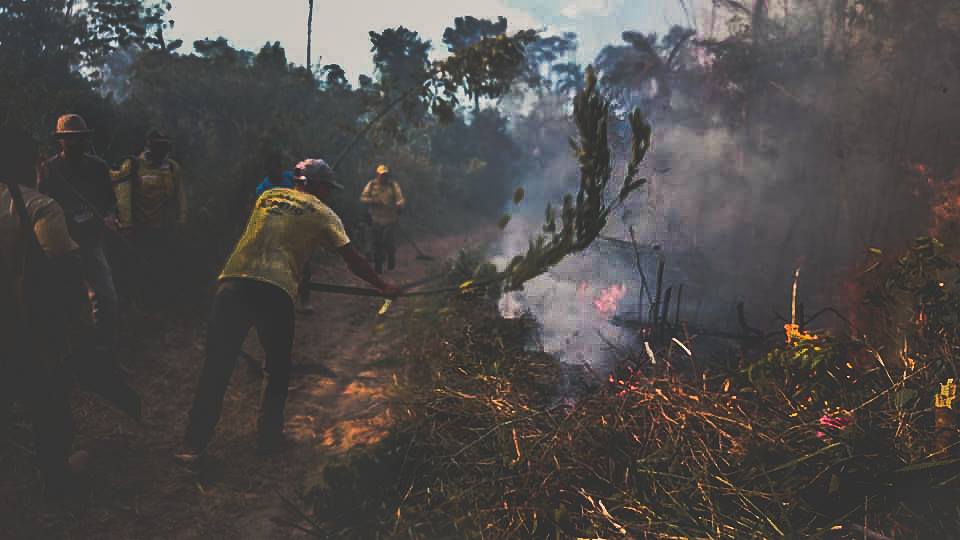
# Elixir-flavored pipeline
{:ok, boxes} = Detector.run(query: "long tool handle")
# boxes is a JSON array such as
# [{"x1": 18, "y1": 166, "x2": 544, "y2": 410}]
[
  {"x1": 308, "y1": 274, "x2": 503, "y2": 299},
  {"x1": 396, "y1": 224, "x2": 429, "y2": 258}
]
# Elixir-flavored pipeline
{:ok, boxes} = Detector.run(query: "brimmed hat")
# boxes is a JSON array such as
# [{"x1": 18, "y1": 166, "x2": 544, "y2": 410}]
[
  {"x1": 146, "y1": 128, "x2": 171, "y2": 142},
  {"x1": 295, "y1": 158, "x2": 344, "y2": 190},
  {"x1": 376, "y1": 164, "x2": 390, "y2": 175},
  {"x1": 53, "y1": 114, "x2": 92, "y2": 137}
]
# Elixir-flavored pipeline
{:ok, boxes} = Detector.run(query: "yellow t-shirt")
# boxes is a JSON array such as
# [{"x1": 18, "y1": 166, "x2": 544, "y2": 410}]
[
  {"x1": 219, "y1": 188, "x2": 350, "y2": 301},
  {"x1": 1, "y1": 185, "x2": 80, "y2": 354},
  {"x1": 360, "y1": 179, "x2": 405, "y2": 225},
  {"x1": 112, "y1": 154, "x2": 187, "y2": 229}
]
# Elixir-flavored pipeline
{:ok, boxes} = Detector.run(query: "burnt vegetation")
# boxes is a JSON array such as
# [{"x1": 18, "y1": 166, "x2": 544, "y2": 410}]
[{"x1": 3, "y1": 0, "x2": 960, "y2": 538}]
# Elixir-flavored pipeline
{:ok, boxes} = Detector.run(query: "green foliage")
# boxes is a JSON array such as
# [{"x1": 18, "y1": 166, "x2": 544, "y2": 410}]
[
  {"x1": 593, "y1": 25, "x2": 695, "y2": 111},
  {"x1": 94, "y1": 31, "x2": 533, "y2": 281},
  {"x1": 523, "y1": 32, "x2": 578, "y2": 91},
  {"x1": 441, "y1": 16, "x2": 507, "y2": 52},
  {"x1": 370, "y1": 26, "x2": 431, "y2": 99},
  {"x1": 424, "y1": 108, "x2": 523, "y2": 213},
  {"x1": 497, "y1": 67, "x2": 650, "y2": 291},
  {"x1": 82, "y1": 0, "x2": 173, "y2": 67},
  {"x1": 0, "y1": 0, "x2": 167, "y2": 135},
  {"x1": 864, "y1": 236, "x2": 960, "y2": 376},
  {"x1": 302, "y1": 285, "x2": 960, "y2": 539},
  {"x1": 435, "y1": 29, "x2": 539, "y2": 113},
  {"x1": 748, "y1": 331, "x2": 862, "y2": 410},
  {"x1": 551, "y1": 61, "x2": 585, "y2": 96}
]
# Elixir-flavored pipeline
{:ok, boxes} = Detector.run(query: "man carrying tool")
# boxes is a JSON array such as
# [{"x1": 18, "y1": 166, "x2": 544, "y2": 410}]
[
  {"x1": 1, "y1": 127, "x2": 95, "y2": 496},
  {"x1": 360, "y1": 164, "x2": 405, "y2": 273},
  {"x1": 37, "y1": 114, "x2": 120, "y2": 359},
  {"x1": 254, "y1": 149, "x2": 314, "y2": 314},
  {"x1": 176, "y1": 158, "x2": 398, "y2": 463},
  {"x1": 112, "y1": 128, "x2": 187, "y2": 308}
]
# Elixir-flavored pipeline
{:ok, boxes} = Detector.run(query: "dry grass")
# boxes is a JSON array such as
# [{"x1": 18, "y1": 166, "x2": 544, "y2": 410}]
[{"x1": 289, "y1": 282, "x2": 960, "y2": 539}]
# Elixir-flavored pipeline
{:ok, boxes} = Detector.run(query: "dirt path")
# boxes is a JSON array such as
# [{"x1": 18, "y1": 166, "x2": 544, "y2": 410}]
[{"x1": 3, "y1": 228, "x2": 492, "y2": 539}]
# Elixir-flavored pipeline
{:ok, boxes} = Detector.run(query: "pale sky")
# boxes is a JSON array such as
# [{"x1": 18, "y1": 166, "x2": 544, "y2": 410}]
[{"x1": 168, "y1": 0, "x2": 691, "y2": 82}]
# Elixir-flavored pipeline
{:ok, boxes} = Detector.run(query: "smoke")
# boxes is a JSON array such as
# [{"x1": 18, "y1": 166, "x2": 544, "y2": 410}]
[
  {"x1": 494, "y1": 222, "x2": 637, "y2": 370},
  {"x1": 492, "y1": 0, "x2": 956, "y2": 367},
  {"x1": 98, "y1": 46, "x2": 139, "y2": 102},
  {"x1": 491, "y1": 126, "x2": 640, "y2": 369}
]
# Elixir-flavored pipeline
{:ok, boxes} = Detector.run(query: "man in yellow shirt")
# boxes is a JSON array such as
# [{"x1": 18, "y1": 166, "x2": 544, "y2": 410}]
[
  {"x1": 112, "y1": 128, "x2": 187, "y2": 307},
  {"x1": 177, "y1": 158, "x2": 398, "y2": 462},
  {"x1": 113, "y1": 129, "x2": 187, "y2": 233},
  {"x1": 360, "y1": 164, "x2": 406, "y2": 273}
]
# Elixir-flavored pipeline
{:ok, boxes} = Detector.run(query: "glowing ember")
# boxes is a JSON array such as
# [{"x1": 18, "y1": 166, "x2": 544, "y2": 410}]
[
  {"x1": 593, "y1": 283, "x2": 626, "y2": 317},
  {"x1": 816, "y1": 410, "x2": 854, "y2": 441},
  {"x1": 910, "y1": 161, "x2": 960, "y2": 237},
  {"x1": 784, "y1": 323, "x2": 817, "y2": 344},
  {"x1": 909, "y1": 161, "x2": 934, "y2": 180}
]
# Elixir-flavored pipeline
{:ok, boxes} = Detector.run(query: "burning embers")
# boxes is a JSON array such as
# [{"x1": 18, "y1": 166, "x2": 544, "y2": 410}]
[
  {"x1": 910, "y1": 161, "x2": 960, "y2": 238},
  {"x1": 593, "y1": 283, "x2": 627, "y2": 317},
  {"x1": 496, "y1": 275, "x2": 632, "y2": 367},
  {"x1": 578, "y1": 282, "x2": 628, "y2": 318}
]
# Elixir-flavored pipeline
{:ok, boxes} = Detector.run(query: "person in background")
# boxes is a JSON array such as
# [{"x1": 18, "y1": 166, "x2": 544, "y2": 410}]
[
  {"x1": 111, "y1": 128, "x2": 187, "y2": 308},
  {"x1": 254, "y1": 150, "x2": 314, "y2": 313},
  {"x1": 176, "y1": 158, "x2": 399, "y2": 464},
  {"x1": 360, "y1": 164, "x2": 405, "y2": 273},
  {"x1": 255, "y1": 150, "x2": 295, "y2": 198},
  {"x1": 37, "y1": 114, "x2": 120, "y2": 360}
]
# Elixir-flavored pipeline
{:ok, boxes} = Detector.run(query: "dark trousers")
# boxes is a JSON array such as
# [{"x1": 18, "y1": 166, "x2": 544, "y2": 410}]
[
  {"x1": 183, "y1": 279, "x2": 294, "y2": 451},
  {"x1": 79, "y1": 244, "x2": 119, "y2": 353},
  {"x1": 372, "y1": 222, "x2": 397, "y2": 273},
  {"x1": 298, "y1": 260, "x2": 311, "y2": 305},
  {"x1": 131, "y1": 227, "x2": 179, "y2": 309},
  {"x1": 1, "y1": 349, "x2": 73, "y2": 491}
]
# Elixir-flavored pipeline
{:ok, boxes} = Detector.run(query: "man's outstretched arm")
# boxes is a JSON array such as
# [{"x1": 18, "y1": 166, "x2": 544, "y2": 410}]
[{"x1": 337, "y1": 243, "x2": 399, "y2": 297}]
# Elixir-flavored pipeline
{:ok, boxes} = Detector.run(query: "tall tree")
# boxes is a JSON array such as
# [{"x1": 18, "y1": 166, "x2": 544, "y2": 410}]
[
  {"x1": 524, "y1": 32, "x2": 578, "y2": 91},
  {"x1": 442, "y1": 16, "x2": 508, "y2": 111},
  {"x1": 306, "y1": 0, "x2": 314, "y2": 72},
  {"x1": 369, "y1": 26, "x2": 431, "y2": 98},
  {"x1": 0, "y1": 0, "x2": 171, "y2": 132},
  {"x1": 442, "y1": 16, "x2": 507, "y2": 51},
  {"x1": 593, "y1": 26, "x2": 695, "y2": 114}
]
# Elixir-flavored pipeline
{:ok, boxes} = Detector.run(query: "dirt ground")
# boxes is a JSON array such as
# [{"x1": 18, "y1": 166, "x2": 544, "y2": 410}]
[{"x1": 2, "y1": 229, "x2": 489, "y2": 539}]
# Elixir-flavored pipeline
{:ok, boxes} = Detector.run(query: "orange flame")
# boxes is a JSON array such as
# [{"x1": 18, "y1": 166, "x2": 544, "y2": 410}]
[
  {"x1": 911, "y1": 162, "x2": 960, "y2": 237},
  {"x1": 784, "y1": 323, "x2": 817, "y2": 344},
  {"x1": 594, "y1": 284, "x2": 627, "y2": 317}
]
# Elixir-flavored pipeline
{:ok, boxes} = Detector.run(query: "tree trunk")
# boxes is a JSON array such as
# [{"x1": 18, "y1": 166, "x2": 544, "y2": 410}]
[
  {"x1": 306, "y1": 0, "x2": 315, "y2": 72},
  {"x1": 752, "y1": 0, "x2": 768, "y2": 43}
]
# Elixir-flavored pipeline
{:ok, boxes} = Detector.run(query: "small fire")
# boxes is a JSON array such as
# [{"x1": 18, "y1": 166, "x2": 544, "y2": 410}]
[
  {"x1": 816, "y1": 410, "x2": 854, "y2": 441},
  {"x1": 910, "y1": 161, "x2": 960, "y2": 237},
  {"x1": 593, "y1": 284, "x2": 627, "y2": 317},
  {"x1": 909, "y1": 161, "x2": 934, "y2": 180},
  {"x1": 784, "y1": 323, "x2": 817, "y2": 344}
]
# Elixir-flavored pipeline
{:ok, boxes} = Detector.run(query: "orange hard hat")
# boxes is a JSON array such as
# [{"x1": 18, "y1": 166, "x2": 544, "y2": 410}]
[{"x1": 53, "y1": 114, "x2": 92, "y2": 137}]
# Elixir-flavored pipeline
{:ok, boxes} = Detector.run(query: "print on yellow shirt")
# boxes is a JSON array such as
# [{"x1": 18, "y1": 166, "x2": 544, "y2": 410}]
[{"x1": 219, "y1": 188, "x2": 350, "y2": 301}]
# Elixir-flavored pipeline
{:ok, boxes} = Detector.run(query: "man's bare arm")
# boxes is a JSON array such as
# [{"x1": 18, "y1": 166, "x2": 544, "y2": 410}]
[{"x1": 338, "y1": 243, "x2": 399, "y2": 297}]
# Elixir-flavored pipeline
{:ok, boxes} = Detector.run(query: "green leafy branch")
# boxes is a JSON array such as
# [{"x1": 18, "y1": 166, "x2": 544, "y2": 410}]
[{"x1": 471, "y1": 66, "x2": 651, "y2": 292}]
